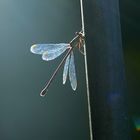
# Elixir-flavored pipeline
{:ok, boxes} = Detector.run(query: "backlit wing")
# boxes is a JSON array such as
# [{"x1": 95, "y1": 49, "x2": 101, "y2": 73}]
[
  {"x1": 42, "y1": 44, "x2": 69, "y2": 61},
  {"x1": 30, "y1": 43, "x2": 69, "y2": 61},
  {"x1": 30, "y1": 43, "x2": 69, "y2": 54},
  {"x1": 69, "y1": 51, "x2": 77, "y2": 90},
  {"x1": 63, "y1": 54, "x2": 70, "y2": 84}
]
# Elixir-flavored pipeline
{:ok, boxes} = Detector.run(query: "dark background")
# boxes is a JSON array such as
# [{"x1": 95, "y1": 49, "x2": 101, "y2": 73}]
[
  {"x1": 120, "y1": 0, "x2": 140, "y2": 139},
  {"x1": 0, "y1": 0, "x2": 139, "y2": 140}
]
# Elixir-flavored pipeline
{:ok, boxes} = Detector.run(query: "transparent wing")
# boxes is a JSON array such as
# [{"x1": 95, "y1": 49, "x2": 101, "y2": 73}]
[
  {"x1": 30, "y1": 43, "x2": 69, "y2": 55},
  {"x1": 42, "y1": 44, "x2": 69, "y2": 61},
  {"x1": 63, "y1": 54, "x2": 70, "y2": 84},
  {"x1": 69, "y1": 51, "x2": 77, "y2": 90}
]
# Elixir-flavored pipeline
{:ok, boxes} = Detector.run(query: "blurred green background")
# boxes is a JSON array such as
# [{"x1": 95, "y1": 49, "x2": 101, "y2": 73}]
[
  {"x1": 0, "y1": 0, "x2": 90, "y2": 140},
  {"x1": 0, "y1": 0, "x2": 139, "y2": 140}
]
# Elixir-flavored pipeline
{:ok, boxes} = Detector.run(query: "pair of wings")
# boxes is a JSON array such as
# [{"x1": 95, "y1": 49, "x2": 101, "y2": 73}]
[{"x1": 30, "y1": 43, "x2": 77, "y2": 90}]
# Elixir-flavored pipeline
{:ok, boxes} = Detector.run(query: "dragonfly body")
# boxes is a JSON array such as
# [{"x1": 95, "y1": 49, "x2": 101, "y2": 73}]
[{"x1": 30, "y1": 31, "x2": 84, "y2": 97}]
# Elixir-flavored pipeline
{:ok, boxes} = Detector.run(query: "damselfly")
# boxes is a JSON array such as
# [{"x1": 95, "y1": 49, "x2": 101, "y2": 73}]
[{"x1": 30, "y1": 31, "x2": 84, "y2": 97}]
